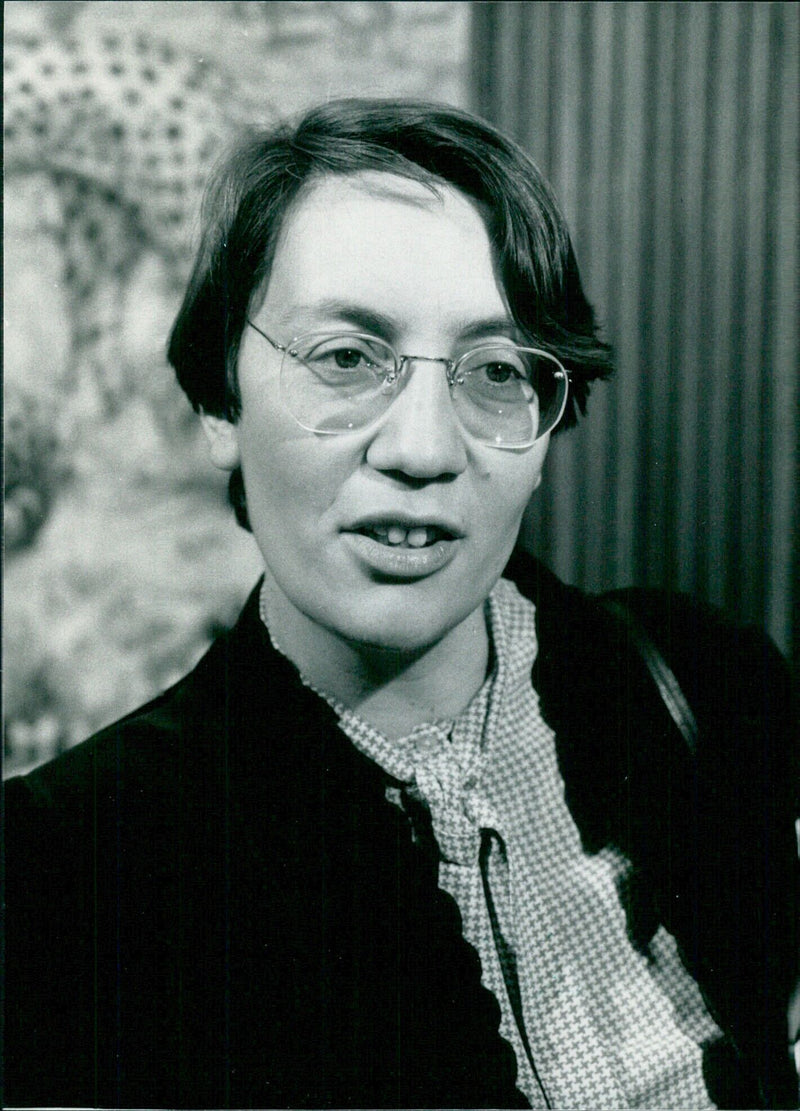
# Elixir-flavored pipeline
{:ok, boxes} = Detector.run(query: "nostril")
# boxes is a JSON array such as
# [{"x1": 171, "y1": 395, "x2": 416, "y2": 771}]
[{"x1": 375, "y1": 469, "x2": 459, "y2": 490}]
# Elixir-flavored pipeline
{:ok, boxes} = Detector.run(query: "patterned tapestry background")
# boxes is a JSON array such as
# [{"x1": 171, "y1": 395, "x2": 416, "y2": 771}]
[{"x1": 4, "y1": 0, "x2": 471, "y2": 774}]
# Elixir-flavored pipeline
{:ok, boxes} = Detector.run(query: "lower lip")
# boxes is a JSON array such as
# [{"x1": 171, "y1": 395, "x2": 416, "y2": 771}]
[{"x1": 342, "y1": 532, "x2": 459, "y2": 579}]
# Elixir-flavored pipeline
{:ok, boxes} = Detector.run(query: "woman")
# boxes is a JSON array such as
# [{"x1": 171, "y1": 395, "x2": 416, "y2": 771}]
[{"x1": 6, "y1": 99, "x2": 798, "y2": 1109}]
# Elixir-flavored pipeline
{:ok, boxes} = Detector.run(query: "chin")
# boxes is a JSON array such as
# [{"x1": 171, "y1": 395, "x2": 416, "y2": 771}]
[
  {"x1": 348, "y1": 628, "x2": 440, "y2": 655},
  {"x1": 333, "y1": 599, "x2": 476, "y2": 656}
]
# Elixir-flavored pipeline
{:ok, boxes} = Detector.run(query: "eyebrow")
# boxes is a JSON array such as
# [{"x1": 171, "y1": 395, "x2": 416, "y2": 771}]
[{"x1": 275, "y1": 299, "x2": 522, "y2": 344}]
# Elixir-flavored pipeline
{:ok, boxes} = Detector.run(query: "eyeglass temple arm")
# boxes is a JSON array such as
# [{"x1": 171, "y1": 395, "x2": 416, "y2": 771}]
[{"x1": 246, "y1": 319, "x2": 286, "y2": 354}]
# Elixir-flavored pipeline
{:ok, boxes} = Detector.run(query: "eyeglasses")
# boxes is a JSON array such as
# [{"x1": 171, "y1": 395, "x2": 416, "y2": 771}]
[{"x1": 245, "y1": 321, "x2": 569, "y2": 449}]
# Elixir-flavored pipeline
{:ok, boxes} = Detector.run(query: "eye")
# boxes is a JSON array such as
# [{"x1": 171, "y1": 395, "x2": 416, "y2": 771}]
[
  {"x1": 307, "y1": 341, "x2": 373, "y2": 369},
  {"x1": 482, "y1": 360, "x2": 525, "y2": 384},
  {"x1": 460, "y1": 344, "x2": 528, "y2": 384},
  {"x1": 455, "y1": 345, "x2": 537, "y2": 406},
  {"x1": 459, "y1": 346, "x2": 530, "y2": 385},
  {"x1": 332, "y1": 347, "x2": 366, "y2": 369},
  {"x1": 298, "y1": 335, "x2": 390, "y2": 375}
]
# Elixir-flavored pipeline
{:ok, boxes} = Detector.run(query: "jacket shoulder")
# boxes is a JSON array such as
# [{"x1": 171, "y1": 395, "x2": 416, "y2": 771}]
[
  {"x1": 5, "y1": 582, "x2": 266, "y2": 818},
  {"x1": 506, "y1": 550, "x2": 795, "y2": 792}
]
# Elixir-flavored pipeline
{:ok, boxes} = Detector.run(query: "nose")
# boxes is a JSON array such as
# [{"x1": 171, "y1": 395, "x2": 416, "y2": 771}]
[{"x1": 364, "y1": 357, "x2": 468, "y2": 480}]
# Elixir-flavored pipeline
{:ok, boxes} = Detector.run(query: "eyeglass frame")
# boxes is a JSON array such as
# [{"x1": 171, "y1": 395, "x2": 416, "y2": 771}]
[{"x1": 245, "y1": 318, "x2": 570, "y2": 448}]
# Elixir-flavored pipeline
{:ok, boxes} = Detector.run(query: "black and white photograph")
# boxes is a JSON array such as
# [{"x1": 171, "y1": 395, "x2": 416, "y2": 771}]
[{"x1": 4, "y1": 2, "x2": 799, "y2": 1108}]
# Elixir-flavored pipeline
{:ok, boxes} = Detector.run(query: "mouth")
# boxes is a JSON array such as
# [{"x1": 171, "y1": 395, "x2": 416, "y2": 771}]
[
  {"x1": 355, "y1": 523, "x2": 454, "y2": 549},
  {"x1": 342, "y1": 517, "x2": 462, "y2": 579}
]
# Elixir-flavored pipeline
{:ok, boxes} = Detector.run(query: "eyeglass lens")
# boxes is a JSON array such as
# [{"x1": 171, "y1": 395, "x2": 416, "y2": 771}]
[{"x1": 279, "y1": 333, "x2": 567, "y2": 446}]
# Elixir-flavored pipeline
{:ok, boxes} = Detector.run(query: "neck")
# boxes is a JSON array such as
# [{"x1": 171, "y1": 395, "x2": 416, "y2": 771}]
[{"x1": 261, "y1": 578, "x2": 490, "y2": 739}]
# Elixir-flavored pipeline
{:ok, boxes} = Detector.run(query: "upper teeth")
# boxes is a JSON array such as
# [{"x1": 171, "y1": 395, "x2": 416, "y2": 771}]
[{"x1": 372, "y1": 525, "x2": 438, "y2": 547}]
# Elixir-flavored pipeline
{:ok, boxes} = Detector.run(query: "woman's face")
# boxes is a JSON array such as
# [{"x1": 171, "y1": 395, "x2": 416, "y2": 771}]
[{"x1": 205, "y1": 173, "x2": 550, "y2": 653}]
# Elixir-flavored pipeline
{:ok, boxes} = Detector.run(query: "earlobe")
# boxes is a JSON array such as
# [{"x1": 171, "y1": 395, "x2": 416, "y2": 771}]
[{"x1": 200, "y1": 413, "x2": 241, "y2": 471}]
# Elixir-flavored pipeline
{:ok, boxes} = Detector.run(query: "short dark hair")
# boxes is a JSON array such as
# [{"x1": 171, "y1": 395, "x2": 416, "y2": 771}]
[{"x1": 168, "y1": 98, "x2": 613, "y2": 524}]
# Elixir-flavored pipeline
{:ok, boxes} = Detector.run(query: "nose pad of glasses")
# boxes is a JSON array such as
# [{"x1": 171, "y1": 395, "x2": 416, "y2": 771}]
[{"x1": 379, "y1": 369, "x2": 399, "y2": 395}]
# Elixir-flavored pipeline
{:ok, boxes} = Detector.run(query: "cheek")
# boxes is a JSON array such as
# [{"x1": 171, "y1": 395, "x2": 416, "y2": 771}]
[
  {"x1": 236, "y1": 411, "x2": 352, "y2": 552},
  {"x1": 235, "y1": 410, "x2": 305, "y2": 525},
  {"x1": 476, "y1": 448, "x2": 547, "y2": 525},
  {"x1": 244, "y1": 445, "x2": 317, "y2": 532}
]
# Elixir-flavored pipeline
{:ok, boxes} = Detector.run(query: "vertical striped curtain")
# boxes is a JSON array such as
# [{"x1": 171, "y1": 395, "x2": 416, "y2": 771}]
[{"x1": 472, "y1": 1, "x2": 798, "y2": 669}]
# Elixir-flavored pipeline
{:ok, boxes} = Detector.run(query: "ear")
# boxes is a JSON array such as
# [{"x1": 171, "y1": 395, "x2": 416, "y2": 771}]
[{"x1": 200, "y1": 413, "x2": 241, "y2": 471}]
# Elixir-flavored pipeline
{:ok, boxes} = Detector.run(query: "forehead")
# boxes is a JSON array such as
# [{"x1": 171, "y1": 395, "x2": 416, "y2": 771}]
[{"x1": 256, "y1": 172, "x2": 508, "y2": 335}]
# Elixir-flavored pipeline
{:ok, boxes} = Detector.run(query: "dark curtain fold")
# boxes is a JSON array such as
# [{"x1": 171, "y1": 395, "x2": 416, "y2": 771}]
[{"x1": 472, "y1": 0, "x2": 798, "y2": 676}]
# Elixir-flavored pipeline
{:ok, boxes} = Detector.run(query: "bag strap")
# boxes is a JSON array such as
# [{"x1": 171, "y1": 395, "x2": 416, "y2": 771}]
[{"x1": 597, "y1": 593, "x2": 699, "y2": 758}]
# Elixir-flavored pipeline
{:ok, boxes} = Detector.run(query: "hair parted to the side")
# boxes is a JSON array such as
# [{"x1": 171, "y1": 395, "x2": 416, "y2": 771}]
[{"x1": 167, "y1": 98, "x2": 614, "y2": 528}]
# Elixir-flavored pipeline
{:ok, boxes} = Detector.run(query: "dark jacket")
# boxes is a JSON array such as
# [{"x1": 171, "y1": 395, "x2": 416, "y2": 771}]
[{"x1": 5, "y1": 554, "x2": 798, "y2": 1109}]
